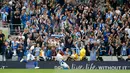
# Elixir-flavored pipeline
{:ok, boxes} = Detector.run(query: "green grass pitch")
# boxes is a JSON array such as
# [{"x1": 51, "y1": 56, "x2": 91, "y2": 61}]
[{"x1": 0, "y1": 69, "x2": 130, "y2": 73}]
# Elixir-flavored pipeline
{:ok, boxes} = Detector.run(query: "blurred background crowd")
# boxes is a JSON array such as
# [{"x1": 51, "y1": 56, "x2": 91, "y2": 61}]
[{"x1": 0, "y1": 0, "x2": 130, "y2": 61}]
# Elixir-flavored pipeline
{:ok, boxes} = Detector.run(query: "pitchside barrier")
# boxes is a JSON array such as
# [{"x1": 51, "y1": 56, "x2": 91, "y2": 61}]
[{"x1": 0, "y1": 61, "x2": 130, "y2": 70}]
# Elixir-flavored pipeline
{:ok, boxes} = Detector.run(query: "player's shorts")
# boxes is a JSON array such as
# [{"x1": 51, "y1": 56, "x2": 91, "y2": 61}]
[
  {"x1": 60, "y1": 61, "x2": 69, "y2": 68},
  {"x1": 27, "y1": 53, "x2": 35, "y2": 61}
]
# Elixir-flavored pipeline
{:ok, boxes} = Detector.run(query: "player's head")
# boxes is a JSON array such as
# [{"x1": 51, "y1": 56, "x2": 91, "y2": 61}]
[{"x1": 36, "y1": 43, "x2": 40, "y2": 47}]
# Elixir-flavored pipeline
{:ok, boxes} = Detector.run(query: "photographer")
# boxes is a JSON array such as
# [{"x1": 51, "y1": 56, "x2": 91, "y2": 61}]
[
  {"x1": 5, "y1": 42, "x2": 13, "y2": 61},
  {"x1": 0, "y1": 30, "x2": 5, "y2": 55}
]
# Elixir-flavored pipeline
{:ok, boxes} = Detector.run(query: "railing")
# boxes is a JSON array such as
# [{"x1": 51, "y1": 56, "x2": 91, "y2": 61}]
[
  {"x1": 9, "y1": 24, "x2": 24, "y2": 35},
  {"x1": 1, "y1": 21, "x2": 9, "y2": 27}
]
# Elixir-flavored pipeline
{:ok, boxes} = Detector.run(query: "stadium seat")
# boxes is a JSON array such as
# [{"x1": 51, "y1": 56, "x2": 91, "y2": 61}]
[
  {"x1": 102, "y1": 56, "x2": 118, "y2": 61},
  {"x1": 12, "y1": 56, "x2": 18, "y2": 61},
  {"x1": 0, "y1": 55, "x2": 6, "y2": 61},
  {"x1": 122, "y1": 56, "x2": 128, "y2": 60}
]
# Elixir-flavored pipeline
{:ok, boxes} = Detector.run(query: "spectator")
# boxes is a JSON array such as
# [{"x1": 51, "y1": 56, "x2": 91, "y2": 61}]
[
  {"x1": 51, "y1": 47, "x2": 57, "y2": 60},
  {"x1": 121, "y1": 42, "x2": 127, "y2": 56},
  {"x1": 0, "y1": 30, "x2": 5, "y2": 56},
  {"x1": 11, "y1": 38, "x2": 19, "y2": 56},
  {"x1": 6, "y1": 35, "x2": 12, "y2": 47},
  {"x1": 99, "y1": 40, "x2": 107, "y2": 56},
  {"x1": 127, "y1": 44, "x2": 130, "y2": 55},
  {"x1": 17, "y1": 44, "x2": 24, "y2": 61},
  {"x1": 13, "y1": 8, "x2": 21, "y2": 24},
  {"x1": 39, "y1": 45, "x2": 46, "y2": 61},
  {"x1": 46, "y1": 48, "x2": 52, "y2": 60},
  {"x1": 1, "y1": 9, "x2": 8, "y2": 26},
  {"x1": 64, "y1": 48, "x2": 71, "y2": 61},
  {"x1": 79, "y1": 46, "x2": 86, "y2": 60},
  {"x1": 88, "y1": 45, "x2": 99, "y2": 61},
  {"x1": 70, "y1": 50, "x2": 79, "y2": 61},
  {"x1": 12, "y1": 8, "x2": 21, "y2": 33}
]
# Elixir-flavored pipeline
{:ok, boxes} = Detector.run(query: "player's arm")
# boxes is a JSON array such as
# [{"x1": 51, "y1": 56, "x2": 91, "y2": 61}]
[{"x1": 96, "y1": 45, "x2": 100, "y2": 52}]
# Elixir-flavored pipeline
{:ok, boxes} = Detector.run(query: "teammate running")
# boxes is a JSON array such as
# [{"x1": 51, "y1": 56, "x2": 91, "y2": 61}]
[{"x1": 20, "y1": 43, "x2": 39, "y2": 69}]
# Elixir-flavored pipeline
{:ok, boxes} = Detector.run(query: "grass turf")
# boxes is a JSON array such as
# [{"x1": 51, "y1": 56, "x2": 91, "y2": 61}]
[{"x1": 0, "y1": 69, "x2": 130, "y2": 73}]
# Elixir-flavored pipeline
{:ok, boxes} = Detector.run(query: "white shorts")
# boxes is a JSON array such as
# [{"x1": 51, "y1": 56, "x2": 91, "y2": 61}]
[
  {"x1": 27, "y1": 53, "x2": 35, "y2": 61},
  {"x1": 60, "y1": 61, "x2": 69, "y2": 68}
]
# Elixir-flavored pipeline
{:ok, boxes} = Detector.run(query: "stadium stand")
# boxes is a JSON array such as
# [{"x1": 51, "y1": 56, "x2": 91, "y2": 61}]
[{"x1": 0, "y1": 0, "x2": 130, "y2": 62}]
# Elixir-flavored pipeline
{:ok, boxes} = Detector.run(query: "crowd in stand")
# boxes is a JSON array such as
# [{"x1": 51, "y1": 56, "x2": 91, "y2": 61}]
[{"x1": 0, "y1": 0, "x2": 130, "y2": 61}]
